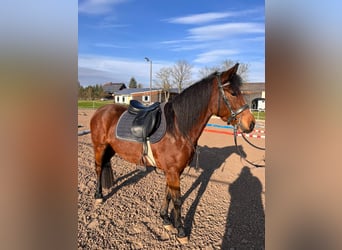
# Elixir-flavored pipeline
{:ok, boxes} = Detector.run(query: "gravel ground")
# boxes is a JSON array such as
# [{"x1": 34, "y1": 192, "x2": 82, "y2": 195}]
[{"x1": 78, "y1": 109, "x2": 265, "y2": 249}]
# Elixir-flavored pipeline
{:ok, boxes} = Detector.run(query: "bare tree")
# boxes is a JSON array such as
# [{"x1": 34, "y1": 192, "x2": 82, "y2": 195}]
[
  {"x1": 154, "y1": 67, "x2": 172, "y2": 101},
  {"x1": 198, "y1": 65, "x2": 221, "y2": 79},
  {"x1": 171, "y1": 60, "x2": 193, "y2": 93},
  {"x1": 221, "y1": 60, "x2": 249, "y2": 82},
  {"x1": 197, "y1": 60, "x2": 250, "y2": 82}
]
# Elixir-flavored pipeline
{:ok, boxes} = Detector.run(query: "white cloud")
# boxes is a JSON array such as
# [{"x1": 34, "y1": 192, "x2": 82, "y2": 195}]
[
  {"x1": 194, "y1": 49, "x2": 239, "y2": 64},
  {"x1": 78, "y1": 54, "x2": 265, "y2": 86},
  {"x1": 243, "y1": 36, "x2": 265, "y2": 42},
  {"x1": 94, "y1": 43, "x2": 129, "y2": 48},
  {"x1": 189, "y1": 22, "x2": 264, "y2": 41},
  {"x1": 160, "y1": 39, "x2": 189, "y2": 45},
  {"x1": 166, "y1": 8, "x2": 263, "y2": 24},
  {"x1": 78, "y1": 54, "x2": 171, "y2": 86},
  {"x1": 78, "y1": 55, "x2": 146, "y2": 84},
  {"x1": 166, "y1": 12, "x2": 235, "y2": 24},
  {"x1": 161, "y1": 40, "x2": 209, "y2": 51},
  {"x1": 160, "y1": 23, "x2": 264, "y2": 53},
  {"x1": 79, "y1": 0, "x2": 128, "y2": 15}
]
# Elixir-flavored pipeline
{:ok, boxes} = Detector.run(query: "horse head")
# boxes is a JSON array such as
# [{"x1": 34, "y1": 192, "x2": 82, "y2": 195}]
[{"x1": 215, "y1": 63, "x2": 255, "y2": 133}]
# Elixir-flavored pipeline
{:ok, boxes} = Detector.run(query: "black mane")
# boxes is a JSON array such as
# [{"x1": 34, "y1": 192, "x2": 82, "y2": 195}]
[
  {"x1": 164, "y1": 73, "x2": 215, "y2": 137},
  {"x1": 228, "y1": 73, "x2": 243, "y2": 93}
]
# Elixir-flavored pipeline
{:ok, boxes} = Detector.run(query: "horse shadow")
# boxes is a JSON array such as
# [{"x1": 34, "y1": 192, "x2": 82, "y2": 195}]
[
  {"x1": 103, "y1": 167, "x2": 154, "y2": 201},
  {"x1": 182, "y1": 145, "x2": 246, "y2": 237},
  {"x1": 221, "y1": 166, "x2": 265, "y2": 248}
]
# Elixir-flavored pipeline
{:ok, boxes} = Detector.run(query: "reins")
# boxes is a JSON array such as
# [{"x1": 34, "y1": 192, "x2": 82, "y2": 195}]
[
  {"x1": 241, "y1": 129, "x2": 265, "y2": 151},
  {"x1": 215, "y1": 71, "x2": 265, "y2": 168},
  {"x1": 234, "y1": 125, "x2": 265, "y2": 168}
]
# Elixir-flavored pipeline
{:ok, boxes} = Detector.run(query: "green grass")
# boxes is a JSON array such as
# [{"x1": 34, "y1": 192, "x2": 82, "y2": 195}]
[
  {"x1": 78, "y1": 100, "x2": 114, "y2": 109},
  {"x1": 252, "y1": 110, "x2": 266, "y2": 120}
]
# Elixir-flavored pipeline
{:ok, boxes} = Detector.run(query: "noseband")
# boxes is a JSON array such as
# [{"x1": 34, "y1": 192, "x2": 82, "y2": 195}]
[{"x1": 216, "y1": 72, "x2": 249, "y2": 124}]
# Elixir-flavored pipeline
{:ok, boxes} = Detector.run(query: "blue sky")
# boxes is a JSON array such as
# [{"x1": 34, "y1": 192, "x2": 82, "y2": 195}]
[{"x1": 78, "y1": 0, "x2": 265, "y2": 87}]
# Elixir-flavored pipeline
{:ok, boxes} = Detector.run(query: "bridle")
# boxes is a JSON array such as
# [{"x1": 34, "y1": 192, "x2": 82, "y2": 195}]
[
  {"x1": 216, "y1": 72, "x2": 249, "y2": 124},
  {"x1": 216, "y1": 72, "x2": 265, "y2": 168}
]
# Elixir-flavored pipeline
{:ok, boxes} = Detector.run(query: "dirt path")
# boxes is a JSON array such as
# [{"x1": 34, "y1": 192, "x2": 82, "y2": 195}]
[{"x1": 78, "y1": 108, "x2": 265, "y2": 249}]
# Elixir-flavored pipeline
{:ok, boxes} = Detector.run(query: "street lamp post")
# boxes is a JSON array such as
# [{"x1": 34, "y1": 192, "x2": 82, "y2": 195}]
[{"x1": 144, "y1": 57, "x2": 152, "y2": 104}]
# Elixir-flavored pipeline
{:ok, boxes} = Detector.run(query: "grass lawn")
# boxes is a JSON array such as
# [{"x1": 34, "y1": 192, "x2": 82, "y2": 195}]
[
  {"x1": 252, "y1": 110, "x2": 265, "y2": 120},
  {"x1": 78, "y1": 100, "x2": 113, "y2": 109}
]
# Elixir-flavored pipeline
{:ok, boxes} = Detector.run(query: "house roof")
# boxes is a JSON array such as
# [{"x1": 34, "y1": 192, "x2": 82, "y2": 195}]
[
  {"x1": 241, "y1": 82, "x2": 265, "y2": 92},
  {"x1": 115, "y1": 88, "x2": 160, "y2": 95},
  {"x1": 169, "y1": 88, "x2": 180, "y2": 93},
  {"x1": 102, "y1": 82, "x2": 126, "y2": 93}
]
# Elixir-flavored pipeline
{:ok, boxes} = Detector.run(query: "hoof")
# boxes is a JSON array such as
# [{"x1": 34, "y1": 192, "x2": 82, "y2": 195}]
[
  {"x1": 95, "y1": 198, "x2": 103, "y2": 205},
  {"x1": 177, "y1": 236, "x2": 189, "y2": 244}
]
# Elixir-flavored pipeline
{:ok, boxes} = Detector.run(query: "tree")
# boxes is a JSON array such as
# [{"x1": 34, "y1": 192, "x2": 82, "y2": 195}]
[
  {"x1": 197, "y1": 60, "x2": 250, "y2": 82},
  {"x1": 154, "y1": 67, "x2": 172, "y2": 101},
  {"x1": 85, "y1": 86, "x2": 94, "y2": 100},
  {"x1": 171, "y1": 60, "x2": 193, "y2": 93},
  {"x1": 198, "y1": 65, "x2": 221, "y2": 79},
  {"x1": 78, "y1": 81, "x2": 84, "y2": 99},
  {"x1": 78, "y1": 83, "x2": 105, "y2": 100},
  {"x1": 93, "y1": 84, "x2": 105, "y2": 98},
  {"x1": 221, "y1": 60, "x2": 249, "y2": 82},
  {"x1": 129, "y1": 77, "x2": 137, "y2": 88}
]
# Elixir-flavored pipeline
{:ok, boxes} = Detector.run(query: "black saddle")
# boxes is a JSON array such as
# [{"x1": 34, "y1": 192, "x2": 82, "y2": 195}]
[
  {"x1": 129, "y1": 100, "x2": 161, "y2": 140},
  {"x1": 128, "y1": 100, "x2": 161, "y2": 115}
]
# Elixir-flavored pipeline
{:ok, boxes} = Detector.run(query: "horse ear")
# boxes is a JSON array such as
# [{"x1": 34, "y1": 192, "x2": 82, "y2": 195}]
[
  {"x1": 230, "y1": 63, "x2": 239, "y2": 74},
  {"x1": 221, "y1": 63, "x2": 239, "y2": 84}
]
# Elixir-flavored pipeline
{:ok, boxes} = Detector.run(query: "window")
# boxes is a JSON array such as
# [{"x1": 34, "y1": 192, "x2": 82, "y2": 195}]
[
  {"x1": 142, "y1": 95, "x2": 150, "y2": 102},
  {"x1": 116, "y1": 96, "x2": 120, "y2": 103}
]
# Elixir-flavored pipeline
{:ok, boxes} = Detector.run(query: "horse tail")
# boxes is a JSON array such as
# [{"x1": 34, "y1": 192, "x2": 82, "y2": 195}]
[
  {"x1": 101, "y1": 145, "x2": 115, "y2": 189},
  {"x1": 101, "y1": 163, "x2": 114, "y2": 189}
]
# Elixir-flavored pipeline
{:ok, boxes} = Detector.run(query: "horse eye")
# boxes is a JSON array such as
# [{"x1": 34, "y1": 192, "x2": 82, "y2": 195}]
[{"x1": 231, "y1": 91, "x2": 237, "y2": 97}]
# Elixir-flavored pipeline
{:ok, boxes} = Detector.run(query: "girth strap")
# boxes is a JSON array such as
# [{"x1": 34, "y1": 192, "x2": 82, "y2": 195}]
[{"x1": 146, "y1": 140, "x2": 156, "y2": 166}]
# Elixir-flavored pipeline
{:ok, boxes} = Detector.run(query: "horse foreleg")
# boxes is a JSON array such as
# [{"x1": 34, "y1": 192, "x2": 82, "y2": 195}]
[
  {"x1": 160, "y1": 185, "x2": 172, "y2": 229},
  {"x1": 166, "y1": 172, "x2": 188, "y2": 243}
]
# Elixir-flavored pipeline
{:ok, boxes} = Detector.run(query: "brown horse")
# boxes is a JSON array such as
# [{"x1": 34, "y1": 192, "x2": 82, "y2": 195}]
[{"x1": 90, "y1": 63, "x2": 255, "y2": 243}]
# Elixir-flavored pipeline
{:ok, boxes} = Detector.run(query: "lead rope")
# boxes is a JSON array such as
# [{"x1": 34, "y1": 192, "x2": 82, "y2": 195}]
[
  {"x1": 234, "y1": 125, "x2": 265, "y2": 168},
  {"x1": 241, "y1": 132, "x2": 266, "y2": 151}
]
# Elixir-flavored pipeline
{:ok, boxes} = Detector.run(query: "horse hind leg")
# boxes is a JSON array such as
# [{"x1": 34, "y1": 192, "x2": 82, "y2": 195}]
[{"x1": 94, "y1": 144, "x2": 115, "y2": 203}]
